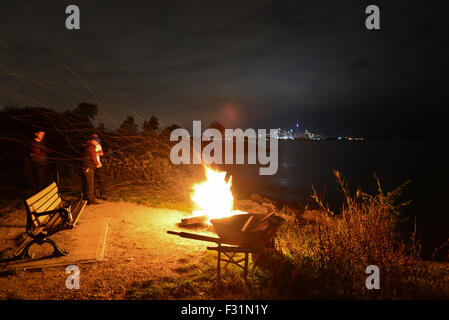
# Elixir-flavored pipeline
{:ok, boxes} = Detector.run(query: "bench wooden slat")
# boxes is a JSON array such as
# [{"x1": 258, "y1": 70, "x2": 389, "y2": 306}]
[
  {"x1": 36, "y1": 215, "x2": 50, "y2": 226},
  {"x1": 69, "y1": 200, "x2": 87, "y2": 226},
  {"x1": 48, "y1": 197, "x2": 62, "y2": 212},
  {"x1": 35, "y1": 196, "x2": 62, "y2": 225},
  {"x1": 39, "y1": 193, "x2": 61, "y2": 213},
  {"x1": 26, "y1": 182, "x2": 58, "y2": 207},
  {"x1": 46, "y1": 213, "x2": 63, "y2": 229},
  {"x1": 30, "y1": 214, "x2": 39, "y2": 227},
  {"x1": 30, "y1": 226, "x2": 45, "y2": 237},
  {"x1": 29, "y1": 187, "x2": 58, "y2": 213}
]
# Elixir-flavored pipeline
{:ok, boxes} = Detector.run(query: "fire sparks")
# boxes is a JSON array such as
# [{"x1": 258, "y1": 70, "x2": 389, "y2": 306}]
[{"x1": 191, "y1": 165, "x2": 246, "y2": 222}]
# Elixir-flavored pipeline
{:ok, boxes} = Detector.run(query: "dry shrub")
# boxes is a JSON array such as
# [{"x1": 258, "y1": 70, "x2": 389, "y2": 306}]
[
  {"x1": 276, "y1": 170, "x2": 449, "y2": 299},
  {"x1": 308, "y1": 170, "x2": 416, "y2": 298}
]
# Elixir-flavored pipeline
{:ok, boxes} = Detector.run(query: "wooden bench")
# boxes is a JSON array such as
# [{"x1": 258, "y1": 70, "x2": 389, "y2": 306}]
[{"x1": 14, "y1": 182, "x2": 87, "y2": 260}]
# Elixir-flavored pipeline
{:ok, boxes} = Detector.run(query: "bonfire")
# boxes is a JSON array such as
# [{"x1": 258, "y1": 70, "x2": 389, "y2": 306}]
[{"x1": 183, "y1": 165, "x2": 246, "y2": 225}]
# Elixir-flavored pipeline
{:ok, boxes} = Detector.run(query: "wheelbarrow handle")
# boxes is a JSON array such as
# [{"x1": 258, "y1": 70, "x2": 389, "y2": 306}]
[{"x1": 166, "y1": 230, "x2": 225, "y2": 244}]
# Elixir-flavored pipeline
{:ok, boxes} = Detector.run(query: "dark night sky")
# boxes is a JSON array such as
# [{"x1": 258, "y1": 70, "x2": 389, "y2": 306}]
[{"x1": 0, "y1": 0, "x2": 448, "y2": 137}]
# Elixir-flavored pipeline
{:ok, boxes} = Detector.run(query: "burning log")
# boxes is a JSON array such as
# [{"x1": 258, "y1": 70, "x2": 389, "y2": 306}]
[{"x1": 181, "y1": 215, "x2": 208, "y2": 226}]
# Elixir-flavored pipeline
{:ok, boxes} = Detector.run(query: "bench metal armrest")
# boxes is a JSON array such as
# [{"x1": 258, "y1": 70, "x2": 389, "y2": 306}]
[{"x1": 35, "y1": 207, "x2": 70, "y2": 225}]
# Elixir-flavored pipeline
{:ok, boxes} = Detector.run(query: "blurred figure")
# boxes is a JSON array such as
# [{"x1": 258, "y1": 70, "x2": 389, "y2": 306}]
[
  {"x1": 82, "y1": 137, "x2": 101, "y2": 205},
  {"x1": 30, "y1": 130, "x2": 49, "y2": 192},
  {"x1": 92, "y1": 133, "x2": 106, "y2": 199}
]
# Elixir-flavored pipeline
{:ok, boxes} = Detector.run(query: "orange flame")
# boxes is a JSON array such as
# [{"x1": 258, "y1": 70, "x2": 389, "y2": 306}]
[{"x1": 191, "y1": 165, "x2": 246, "y2": 222}]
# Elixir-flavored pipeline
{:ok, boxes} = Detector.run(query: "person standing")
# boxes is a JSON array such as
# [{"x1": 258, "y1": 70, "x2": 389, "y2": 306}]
[
  {"x1": 30, "y1": 130, "x2": 49, "y2": 192},
  {"x1": 82, "y1": 137, "x2": 101, "y2": 205},
  {"x1": 92, "y1": 133, "x2": 106, "y2": 199}
]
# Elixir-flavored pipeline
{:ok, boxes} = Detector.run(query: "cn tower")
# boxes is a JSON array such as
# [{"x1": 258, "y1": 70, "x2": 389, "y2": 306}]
[{"x1": 296, "y1": 118, "x2": 299, "y2": 137}]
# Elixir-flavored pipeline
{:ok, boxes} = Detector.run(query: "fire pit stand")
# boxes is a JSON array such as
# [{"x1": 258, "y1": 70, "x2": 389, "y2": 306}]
[
  {"x1": 167, "y1": 230, "x2": 269, "y2": 281},
  {"x1": 207, "y1": 244, "x2": 261, "y2": 280},
  {"x1": 167, "y1": 230, "x2": 266, "y2": 281}
]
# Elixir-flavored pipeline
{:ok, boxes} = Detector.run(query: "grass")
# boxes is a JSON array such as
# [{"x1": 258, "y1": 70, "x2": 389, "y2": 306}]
[
  {"x1": 126, "y1": 249, "x2": 322, "y2": 300},
  {"x1": 173, "y1": 264, "x2": 199, "y2": 274},
  {"x1": 127, "y1": 251, "x2": 281, "y2": 300},
  {"x1": 127, "y1": 277, "x2": 200, "y2": 299},
  {"x1": 126, "y1": 252, "x2": 249, "y2": 299}
]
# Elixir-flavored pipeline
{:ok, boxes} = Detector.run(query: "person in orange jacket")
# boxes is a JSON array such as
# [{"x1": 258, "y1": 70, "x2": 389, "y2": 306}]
[{"x1": 82, "y1": 137, "x2": 101, "y2": 205}]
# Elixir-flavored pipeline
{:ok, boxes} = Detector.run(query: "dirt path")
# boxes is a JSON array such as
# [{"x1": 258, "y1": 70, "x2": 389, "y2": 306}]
[{"x1": 0, "y1": 201, "x2": 222, "y2": 299}]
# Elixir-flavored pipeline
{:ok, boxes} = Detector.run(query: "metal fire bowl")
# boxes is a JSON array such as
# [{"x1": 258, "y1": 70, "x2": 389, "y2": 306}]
[{"x1": 210, "y1": 213, "x2": 284, "y2": 248}]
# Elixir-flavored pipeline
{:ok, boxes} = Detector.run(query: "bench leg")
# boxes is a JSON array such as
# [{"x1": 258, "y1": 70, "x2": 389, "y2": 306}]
[
  {"x1": 13, "y1": 239, "x2": 68, "y2": 260},
  {"x1": 15, "y1": 239, "x2": 37, "y2": 260},
  {"x1": 45, "y1": 239, "x2": 68, "y2": 257}
]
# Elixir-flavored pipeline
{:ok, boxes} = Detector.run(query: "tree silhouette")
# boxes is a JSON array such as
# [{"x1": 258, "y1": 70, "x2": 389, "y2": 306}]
[
  {"x1": 118, "y1": 116, "x2": 138, "y2": 136},
  {"x1": 142, "y1": 115, "x2": 159, "y2": 135},
  {"x1": 75, "y1": 102, "x2": 98, "y2": 120}
]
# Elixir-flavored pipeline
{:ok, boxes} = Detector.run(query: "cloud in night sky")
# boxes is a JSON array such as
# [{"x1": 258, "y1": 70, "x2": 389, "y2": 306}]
[{"x1": 0, "y1": 0, "x2": 448, "y2": 137}]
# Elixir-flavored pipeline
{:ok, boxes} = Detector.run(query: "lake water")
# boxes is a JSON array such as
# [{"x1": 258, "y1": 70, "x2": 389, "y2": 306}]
[{"x1": 220, "y1": 140, "x2": 449, "y2": 240}]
